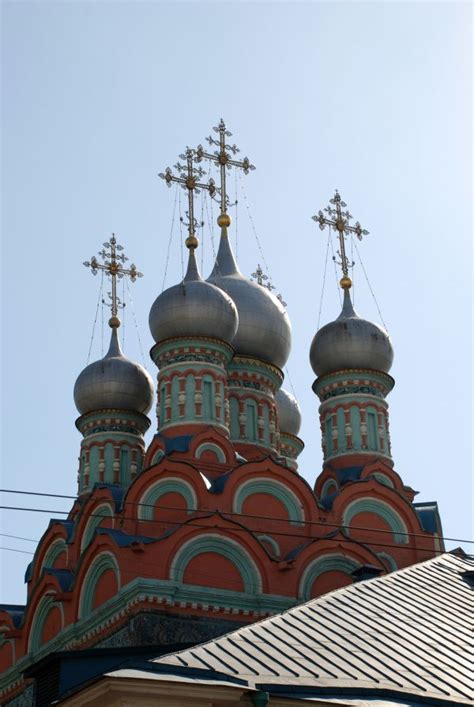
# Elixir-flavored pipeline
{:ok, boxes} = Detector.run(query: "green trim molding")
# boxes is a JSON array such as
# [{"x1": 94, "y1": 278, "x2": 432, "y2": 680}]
[
  {"x1": 233, "y1": 478, "x2": 305, "y2": 526},
  {"x1": 138, "y1": 478, "x2": 197, "y2": 520}
]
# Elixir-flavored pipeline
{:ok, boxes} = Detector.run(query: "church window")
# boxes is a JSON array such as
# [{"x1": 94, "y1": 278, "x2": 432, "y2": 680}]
[
  {"x1": 325, "y1": 417, "x2": 333, "y2": 456},
  {"x1": 159, "y1": 384, "x2": 166, "y2": 427},
  {"x1": 171, "y1": 377, "x2": 180, "y2": 420},
  {"x1": 367, "y1": 409, "x2": 378, "y2": 450},
  {"x1": 229, "y1": 397, "x2": 240, "y2": 439},
  {"x1": 337, "y1": 408, "x2": 346, "y2": 452},
  {"x1": 185, "y1": 374, "x2": 195, "y2": 418},
  {"x1": 350, "y1": 406, "x2": 362, "y2": 449},
  {"x1": 202, "y1": 377, "x2": 214, "y2": 420},
  {"x1": 245, "y1": 400, "x2": 258, "y2": 441}
]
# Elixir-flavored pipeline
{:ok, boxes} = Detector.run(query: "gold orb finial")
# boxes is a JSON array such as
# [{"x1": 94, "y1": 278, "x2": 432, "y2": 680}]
[
  {"x1": 185, "y1": 234, "x2": 199, "y2": 250},
  {"x1": 217, "y1": 213, "x2": 231, "y2": 228},
  {"x1": 340, "y1": 276, "x2": 352, "y2": 290},
  {"x1": 109, "y1": 315, "x2": 121, "y2": 328}
]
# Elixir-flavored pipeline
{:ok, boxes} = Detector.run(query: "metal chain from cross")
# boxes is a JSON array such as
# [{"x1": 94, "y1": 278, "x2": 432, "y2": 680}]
[
  {"x1": 312, "y1": 190, "x2": 369, "y2": 290},
  {"x1": 159, "y1": 148, "x2": 216, "y2": 249},
  {"x1": 83, "y1": 234, "x2": 142, "y2": 326},
  {"x1": 196, "y1": 119, "x2": 255, "y2": 223}
]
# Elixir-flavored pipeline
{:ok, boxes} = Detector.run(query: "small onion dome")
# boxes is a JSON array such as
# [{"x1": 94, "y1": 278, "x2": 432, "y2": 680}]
[
  {"x1": 208, "y1": 226, "x2": 291, "y2": 369},
  {"x1": 275, "y1": 388, "x2": 302, "y2": 437},
  {"x1": 74, "y1": 324, "x2": 154, "y2": 416},
  {"x1": 149, "y1": 247, "x2": 238, "y2": 345},
  {"x1": 310, "y1": 289, "x2": 394, "y2": 377}
]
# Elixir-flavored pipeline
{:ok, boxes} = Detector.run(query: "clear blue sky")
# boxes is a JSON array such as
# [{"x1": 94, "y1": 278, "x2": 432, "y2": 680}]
[{"x1": 1, "y1": 1, "x2": 472, "y2": 603}]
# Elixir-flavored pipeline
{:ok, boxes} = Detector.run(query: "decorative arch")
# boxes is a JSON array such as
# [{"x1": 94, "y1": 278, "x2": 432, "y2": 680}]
[
  {"x1": 320, "y1": 478, "x2": 338, "y2": 498},
  {"x1": 233, "y1": 478, "x2": 305, "y2": 526},
  {"x1": 377, "y1": 551, "x2": 398, "y2": 571},
  {"x1": 28, "y1": 595, "x2": 64, "y2": 653},
  {"x1": 369, "y1": 472, "x2": 394, "y2": 488},
  {"x1": 343, "y1": 498, "x2": 409, "y2": 544},
  {"x1": 195, "y1": 442, "x2": 226, "y2": 463},
  {"x1": 40, "y1": 539, "x2": 67, "y2": 571},
  {"x1": 78, "y1": 551, "x2": 120, "y2": 618},
  {"x1": 138, "y1": 477, "x2": 197, "y2": 520},
  {"x1": 299, "y1": 554, "x2": 359, "y2": 600},
  {"x1": 258, "y1": 534, "x2": 280, "y2": 558},
  {"x1": 150, "y1": 449, "x2": 165, "y2": 466},
  {"x1": 170, "y1": 534, "x2": 262, "y2": 593},
  {"x1": 80, "y1": 503, "x2": 114, "y2": 551}
]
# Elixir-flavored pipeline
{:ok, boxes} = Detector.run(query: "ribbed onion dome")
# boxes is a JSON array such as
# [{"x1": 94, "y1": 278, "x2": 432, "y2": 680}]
[
  {"x1": 207, "y1": 227, "x2": 292, "y2": 369},
  {"x1": 275, "y1": 388, "x2": 302, "y2": 437},
  {"x1": 74, "y1": 325, "x2": 154, "y2": 416},
  {"x1": 310, "y1": 289, "x2": 394, "y2": 377},
  {"x1": 149, "y1": 247, "x2": 238, "y2": 346}
]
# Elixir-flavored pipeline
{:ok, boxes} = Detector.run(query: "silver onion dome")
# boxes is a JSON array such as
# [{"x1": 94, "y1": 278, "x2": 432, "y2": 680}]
[
  {"x1": 207, "y1": 228, "x2": 292, "y2": 369},
  {"x1": 310, "y1": 289, "x2": 394, "y2": 377},
  {"x1": 275, "y1": 388, "x2": 302, "y2": 437},
  {"x1": 74, "y1": 326, "x2": 154, "y2": 416},
  {"x1": 149, "y1": 247, "x2": 238, "y2": 346}
]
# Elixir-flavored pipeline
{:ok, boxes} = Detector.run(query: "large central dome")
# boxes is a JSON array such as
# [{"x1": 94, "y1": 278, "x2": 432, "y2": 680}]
[{"x1": 207, "y1": 226, "x2": 291, "y2": 369}]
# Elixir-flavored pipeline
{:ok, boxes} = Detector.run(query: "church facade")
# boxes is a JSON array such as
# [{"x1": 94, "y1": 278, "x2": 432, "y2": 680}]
[{"x1": 0, "y1": 123, "x2": 443, "y2": 705}]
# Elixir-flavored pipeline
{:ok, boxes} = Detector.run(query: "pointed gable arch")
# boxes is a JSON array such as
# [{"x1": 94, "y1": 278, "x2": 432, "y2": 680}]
[
  {"x1": 343, "y1": 497, "x2": 409, "y2": 544},
  {"x1": 78, "y1": 551, "x2": 120, "y2": 618}
]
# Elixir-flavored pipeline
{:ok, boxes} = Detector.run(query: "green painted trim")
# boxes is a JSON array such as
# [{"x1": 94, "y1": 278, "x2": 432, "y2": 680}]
[
  {"x1": 377, "y1": 551, "x2": 398, "y2": 571},
  {"x1": 81, "y1": 504, "x2": 114, "y2": 551},
  {"x1": 320, "y1": 478, "x2": 338, "y2": 498},
  {"x1": 370, "y1": 472, "x2": 394, "y2": 488},
  {"x1": 233, "y1": 478, "x2": 304, "y2": 526},
  {"x1": 343, "y1": 498, "x2": 409, "y2": 544},
  {"x1": 170, "y1": 533, "x2": 262, "y2": 593},
  {"x1": 28, "y1": 596, "x2": 63, "y2": 652},
  {"x1": 41, "y1": 539, "x2": 67, "y2": 571},
  {"x1": 257, "y1": 534, "x2": 280, "y2": 557},
  {"x1": 0, "y1": 576, "x2": 296, "y2": 694},
  {"x1": 195, "y1": 442, "x2": 226, "y2": 463},
  {"x1": 299, "y1": 554, "x2": 359, "y2": 600},
  {"x1": 78, "y1": 551, "x2": 120, "y2": 618},
  {"x1": 138, "y1": 478, "x2": 197, "y2": 520},
  {"x1": 150, "y1": 449, "x2": 165, "y2": 465}
]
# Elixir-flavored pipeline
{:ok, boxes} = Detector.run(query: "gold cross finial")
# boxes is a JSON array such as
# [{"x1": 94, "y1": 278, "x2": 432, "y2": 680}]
[
  {"x1": 196, "y1": 119, "x2": 255, "y2": 227},
  {"x1": 312, "y1": 190, "x2": 369, "y2": 290},
  {"x1": 159, "y1": 147, "x2": 216, "y2": 249},
  {"x1": 83, "y1": 234, "x2": 142, "y2": 327}
]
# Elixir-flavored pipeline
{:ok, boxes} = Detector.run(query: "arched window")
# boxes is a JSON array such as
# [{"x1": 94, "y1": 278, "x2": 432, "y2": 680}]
[
  {"x1": 120, "y1": 447, "x2": 129, "y2": 485},
  {"x1": 229, "y1": 397, "x2": 240, "y2": 439},
  {"x1": 202, "y1": 376, "x2": 214, "y2": 421},
  {"x1": 367, "y1": 407, "x2": 378, "y2": 450},
  {"x1": 185, "y1": 374, "x2": 195, "y2": 419},
  {"x1": 245, "y1": 399, "x2": 258, "y2": 441},
  {"x1": 337, "y1": 408, "x2": 346, "y2": 452},
  {"x1": 171, "y1": 377, "x2": 180, "y2": 420},
  {"x1": 159, "y1": 384, "x2": 166, "y2": 427},
  {"x1": 262, "y1": 404, "x2": 270, "y2": 445},
  {"x1": 325, "y1": 416, "x2": 333, "y2": 456},
  {"x1": 350, "y1": 406, "x2": 362, "y2": 449}
]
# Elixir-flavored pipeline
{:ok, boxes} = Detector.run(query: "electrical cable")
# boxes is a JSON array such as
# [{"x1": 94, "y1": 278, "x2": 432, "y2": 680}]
[
  {"x1": 352, "y1": 237, "x2": 388, "y2": 330},
  {"x1": 317, "y1": 229, "x2": 331, "y2": 330},
  {"x1": 0, "y1": 497, "x2": 471, "y2": 548},
  {"x1": 86, "y1": 270, "x2": 104, "y2": 365},
  {"x1": 161, "y1": 183, "x2": 179, "y2": 292}
]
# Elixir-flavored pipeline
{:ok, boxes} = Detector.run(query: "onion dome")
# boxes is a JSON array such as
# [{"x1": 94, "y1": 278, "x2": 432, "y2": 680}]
[
  {"x1": 74, "y1": 322, "x2": 154, "y2": 416},
  {"x1": 275, "y1": 388, "x2": 302, "y2": 437},
  {"x1": 310, "y1": 289, "x2": 394, "y2": 377},
  {"x1": 149, "y1": 246, "x2": 238, "y2": 346},
  {"x1": 207, "y1": 223, "x2": 291, "y2": 369}
]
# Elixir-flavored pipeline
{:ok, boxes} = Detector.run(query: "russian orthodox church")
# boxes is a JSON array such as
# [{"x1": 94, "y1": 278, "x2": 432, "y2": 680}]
[{"x1": 0, "y1": 122, "x2": 443, "y2": 705}]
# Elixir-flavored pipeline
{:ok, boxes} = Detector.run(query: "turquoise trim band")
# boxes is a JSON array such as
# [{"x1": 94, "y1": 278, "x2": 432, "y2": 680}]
[
  {"x1": 170, "y1": 534, "x2": 262, "y2": 593},
  {"x1": 78, "y1": 551, "x2": 120, "y2": 618},
  {"x1": 233, "y1": 479, "x2": 304, "y2": 526},
  {"x1": 299, "y1": 554, "x2": 359, "y2": 600},
  {"x1": 138, "y1": 478, "x2": 197, "y2": 520},
  {"x1": 343, "y1": 498, "x2": 408, "y2": 544}
]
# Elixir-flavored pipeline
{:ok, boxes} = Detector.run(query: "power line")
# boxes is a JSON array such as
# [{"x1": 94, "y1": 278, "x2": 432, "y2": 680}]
[
  {"x1": 0, "y1": 504, "x2": 470, "y2": 556},
  {"x1": 1, "y1": 488, "x2": 470, "y2": 545}
]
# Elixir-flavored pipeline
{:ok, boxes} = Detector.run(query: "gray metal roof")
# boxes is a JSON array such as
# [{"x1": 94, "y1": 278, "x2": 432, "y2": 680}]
[{"x1": 152, "y1": 552, "x2": 474, "y2": 705}]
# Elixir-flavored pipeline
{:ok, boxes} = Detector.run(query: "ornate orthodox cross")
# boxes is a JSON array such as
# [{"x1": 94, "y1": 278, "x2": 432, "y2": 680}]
[
  {"x1": 251, "y1": 264, "x2": 287, "y2": 307},
  {"x1": 83, "y1": 234, "x2": 142, "y2": 324},
  {"x1": 312, "y1": 190, "x2": 369, "y2": 289},
  {"x1": 159, "y1": 148, "x2": 216, "y2": 248},
  {"x1": 196, "y1": 119, "x2": 255, "y2": 222}
]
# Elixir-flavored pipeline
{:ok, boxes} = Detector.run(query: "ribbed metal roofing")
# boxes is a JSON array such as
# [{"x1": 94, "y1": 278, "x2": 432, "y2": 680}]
[{"x1": 153, "y1": 552, "x2": 474, "y2": 705}]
